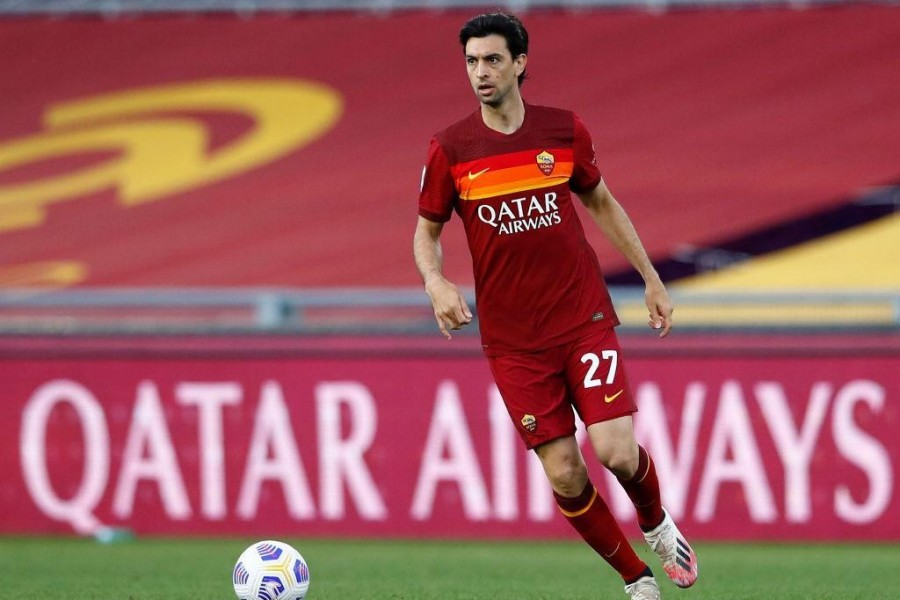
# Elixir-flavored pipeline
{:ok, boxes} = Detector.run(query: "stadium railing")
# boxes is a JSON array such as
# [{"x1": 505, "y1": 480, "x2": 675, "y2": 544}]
[
  {"x1": 2, "y1": 0, "x2": 894, "y2": 16},
  {"x1": 0, "y1": 287, "x2": 897, "y2": 335}
]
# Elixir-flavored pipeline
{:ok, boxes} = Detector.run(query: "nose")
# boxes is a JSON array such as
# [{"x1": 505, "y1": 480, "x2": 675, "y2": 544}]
[{"x1": 475, "y1": 60, "x2": 489, "y2": 78}]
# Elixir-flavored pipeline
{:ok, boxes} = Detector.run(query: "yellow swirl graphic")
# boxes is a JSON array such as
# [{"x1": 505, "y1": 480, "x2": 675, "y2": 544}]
[
  {"x1": 0, "y1": 78, "x2": 343, "y2": 231},
  {"x1": 0, "y1": 261, "x2": 87, "y2": 287}
]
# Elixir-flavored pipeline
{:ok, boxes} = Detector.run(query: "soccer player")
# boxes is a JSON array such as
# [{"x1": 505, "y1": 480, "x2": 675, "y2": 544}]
[{"x1": 412, "y1": 12, "x2": 698, "y2": 600}]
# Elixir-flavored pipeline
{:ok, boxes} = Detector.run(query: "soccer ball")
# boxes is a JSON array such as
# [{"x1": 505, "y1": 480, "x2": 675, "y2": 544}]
[{"x1": 232, "y1": 540, "x2": 311, "y2": 600}]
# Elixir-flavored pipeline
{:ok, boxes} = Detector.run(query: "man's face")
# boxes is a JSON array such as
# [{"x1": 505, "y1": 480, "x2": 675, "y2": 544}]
[{"x1": 464, "y1": 34, "x2": 526, "y2": 107}]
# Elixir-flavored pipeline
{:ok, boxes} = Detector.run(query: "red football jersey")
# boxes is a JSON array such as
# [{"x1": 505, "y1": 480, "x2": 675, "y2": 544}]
[{"x1": 418, "y1": 103, "x2": 619, "y2": 356}]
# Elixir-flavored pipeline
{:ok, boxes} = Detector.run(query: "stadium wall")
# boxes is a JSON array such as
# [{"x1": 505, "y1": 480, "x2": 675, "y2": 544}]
[
  {"x1": 5, "y1": 0, "x2": 894, "y2": 16},
  {"x1": 3, "y1": 9, "x2": 899, "y2": 289},
  {"x1": 2, "y1": 333, "x2": 897, "y2": 541}
]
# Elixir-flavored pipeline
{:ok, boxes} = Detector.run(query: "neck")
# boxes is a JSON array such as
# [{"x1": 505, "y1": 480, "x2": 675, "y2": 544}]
[{"x1": 480, "y1": 93, "x2": 525, "y2": 134}]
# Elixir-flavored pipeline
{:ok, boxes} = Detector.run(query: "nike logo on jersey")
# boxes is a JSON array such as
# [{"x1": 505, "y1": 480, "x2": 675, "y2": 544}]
[
  {"x1": 467, "y1": 167, "x2": 490, "y2": 181},
  {"x1": 604, "y1": 390, "x2": 624, "y2": 404}
]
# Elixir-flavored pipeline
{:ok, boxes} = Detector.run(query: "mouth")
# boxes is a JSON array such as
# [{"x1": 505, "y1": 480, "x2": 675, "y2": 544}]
[{"x1": 477, "y1": 83, "x2": 495, "y2": 94}]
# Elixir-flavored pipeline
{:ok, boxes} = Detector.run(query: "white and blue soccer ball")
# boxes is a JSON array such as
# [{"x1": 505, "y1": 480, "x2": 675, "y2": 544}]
[{"x1": 233, "y1": 540, "x2": 310, "y2": 600}]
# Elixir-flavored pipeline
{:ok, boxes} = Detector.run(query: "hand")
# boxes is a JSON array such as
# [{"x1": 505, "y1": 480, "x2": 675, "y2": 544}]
[
  {"x1": 425, "y1": 277, "x2": 473, "y2": 340},
  {"x1": 645, "y1": 281, "x2": 673, "y2": 338}
]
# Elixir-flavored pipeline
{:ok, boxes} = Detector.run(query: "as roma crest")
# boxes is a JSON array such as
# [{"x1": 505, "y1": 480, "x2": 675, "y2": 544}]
[
  {"x1": 521, "y1": 414, "x2": 537, "y2": 433},
  {"x1": 536, "y1": 151, "x2": 555, "y2": 176}
]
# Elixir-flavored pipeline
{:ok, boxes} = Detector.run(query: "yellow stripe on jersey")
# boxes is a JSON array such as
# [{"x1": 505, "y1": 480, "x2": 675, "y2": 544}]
[{"x1": 457, "y1": 162, "x2": 574, "y2": 201}]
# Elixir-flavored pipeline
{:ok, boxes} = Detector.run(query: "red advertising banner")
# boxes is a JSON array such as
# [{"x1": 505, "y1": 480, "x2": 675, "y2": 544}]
[{"x1": 1, "y1": 345, "x2": 898, "y2": 541}]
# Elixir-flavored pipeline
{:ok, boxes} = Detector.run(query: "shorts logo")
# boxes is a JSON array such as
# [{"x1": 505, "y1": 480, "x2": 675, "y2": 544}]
[
  {"x1": 604, "y1": 390, "x2": 624, "y2": 404},
  {"x1": 536, "y1": 151, "x2": 555, "y2": 176},
  {"x1": 521, "y1": 414, "x2": 537, "y2": 432}
]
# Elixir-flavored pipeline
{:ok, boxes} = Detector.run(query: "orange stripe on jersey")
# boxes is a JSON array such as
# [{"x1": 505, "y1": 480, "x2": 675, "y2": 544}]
[
  {"x1": 457, "y1": 161, "x2": 574, "y2": 201},
  {"x1": 454, "y1": 147, "x2": 574, "y2": 174}
]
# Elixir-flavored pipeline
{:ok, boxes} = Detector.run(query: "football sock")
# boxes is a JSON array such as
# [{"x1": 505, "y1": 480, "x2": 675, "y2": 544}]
[
  {"x1": 625, "y1": 566, "x2": 654, "y2": 586},
  {"x1": 554, "y1": 481, "x2": 649, "y2": 582},
  {"x1": 617, "y1": 445, "x2": 665, "y2": 532}
]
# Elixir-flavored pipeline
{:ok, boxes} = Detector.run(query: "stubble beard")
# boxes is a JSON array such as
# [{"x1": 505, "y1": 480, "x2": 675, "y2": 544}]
[{"x1": 478, "y1": 86, "x2": 506, "y2": 109}]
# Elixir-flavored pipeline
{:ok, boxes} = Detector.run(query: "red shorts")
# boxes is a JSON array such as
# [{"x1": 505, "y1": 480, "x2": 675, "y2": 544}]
[{"x1": 487, "y1": 326, "x2": 637, "y2": 449}]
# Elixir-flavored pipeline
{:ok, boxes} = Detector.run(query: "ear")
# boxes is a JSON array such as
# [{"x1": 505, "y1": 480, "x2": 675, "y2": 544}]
[{"x1": 515, "y1": 53, "x2": 527, "y2": 77}]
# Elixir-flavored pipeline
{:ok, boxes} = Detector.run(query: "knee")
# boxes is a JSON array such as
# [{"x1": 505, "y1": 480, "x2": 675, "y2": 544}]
[
  {"x1": 546, "y1": 460, "x2": 589, "y2": 497},
  {"x1": 598, "y1": 444, "x2": 639, "y2": 479},
  {"x1": 587, "y1": 416, "x2": 641, "y2": 480}
]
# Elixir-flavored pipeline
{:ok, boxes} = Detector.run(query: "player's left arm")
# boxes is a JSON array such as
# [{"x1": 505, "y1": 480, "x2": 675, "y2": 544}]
[{"x1": 577, "y1": 179, "x2": 674, "y2": 338}]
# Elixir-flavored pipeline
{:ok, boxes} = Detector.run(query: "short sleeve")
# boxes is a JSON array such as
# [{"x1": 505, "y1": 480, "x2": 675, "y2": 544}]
[
  {"x1": 569, "y1": 114, "x2": 602, "y2": 194},
  {"x1": 417, "y1": 137, "x2": 457, "y2": 223}
]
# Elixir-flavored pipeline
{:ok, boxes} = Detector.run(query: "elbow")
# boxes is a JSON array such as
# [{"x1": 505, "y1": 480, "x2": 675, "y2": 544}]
[{"x1": 584, "y1": 195, "x2": 612, "y2": 220}]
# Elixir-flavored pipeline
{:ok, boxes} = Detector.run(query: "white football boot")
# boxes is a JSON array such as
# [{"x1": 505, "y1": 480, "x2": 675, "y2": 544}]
[
  {"x1": 624, "y1": 575, "x2": 661, "y2": 600},
  {"x1": 642, "y1": 509, "x2": 698, "y2": 588}
]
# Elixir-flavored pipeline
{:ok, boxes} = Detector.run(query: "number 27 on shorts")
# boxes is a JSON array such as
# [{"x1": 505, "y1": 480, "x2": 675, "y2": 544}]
[{"x1": 580, "y1": 350, "x2": 618, "y2": 389}]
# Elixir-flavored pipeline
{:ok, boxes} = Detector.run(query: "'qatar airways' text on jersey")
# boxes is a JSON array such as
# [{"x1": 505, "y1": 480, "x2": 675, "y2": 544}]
[{"x1": 477, "y1": 191, "x2": 561, "y2": 234}]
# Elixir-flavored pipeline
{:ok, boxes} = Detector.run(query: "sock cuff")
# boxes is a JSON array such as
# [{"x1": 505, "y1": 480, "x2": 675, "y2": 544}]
[
  {"x1": 622, "y1": 445, "x2": 651, "y2": 484},
  {"x1": 624, "y1": 565, "x2": 653, "y2": 585},
  {"x1": 554, "y1": 481, "x2": 597, "y2": 517}
]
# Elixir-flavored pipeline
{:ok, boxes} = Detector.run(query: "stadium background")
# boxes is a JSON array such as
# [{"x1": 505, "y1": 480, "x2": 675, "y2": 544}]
[{"x1": 1, "y1": 0, "x2": 898, "y2": 561}]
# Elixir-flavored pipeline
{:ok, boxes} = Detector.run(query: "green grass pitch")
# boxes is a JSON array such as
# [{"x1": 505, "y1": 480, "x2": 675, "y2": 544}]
[{"x1": 2, "y1": 536, "x2": 897, "y2": 599}]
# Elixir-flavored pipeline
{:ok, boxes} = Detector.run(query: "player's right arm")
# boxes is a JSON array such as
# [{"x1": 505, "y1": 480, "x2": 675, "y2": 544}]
[{"x1": 413, "y1": 216, "x2": 473, "y2": 340}]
